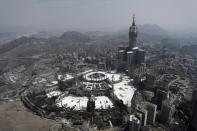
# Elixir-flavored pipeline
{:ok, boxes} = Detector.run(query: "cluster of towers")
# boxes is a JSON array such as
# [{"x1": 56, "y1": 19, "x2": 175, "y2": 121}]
[{"x1": 117, "y1": 15, "x2": 145, "y2": 75}]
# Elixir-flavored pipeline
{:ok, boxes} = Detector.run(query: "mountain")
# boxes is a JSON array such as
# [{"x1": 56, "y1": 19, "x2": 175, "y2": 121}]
[
  {"x1": 0, "y1": 32, "x2": 18, "y2": 45},
  {"x1": 0, "y1": 24, "x2": 171, "y2": 58},
  {"x1": 0, "y1": 36, "x2": 32, "y2": 54},
  {"x1": 138, "y1": 24, "x2": 169, "y2": 37},
  {"x1": 30, "y1": 31, "x2": 62, "y2": 39},
  {"x1": 0, "y1": 31, "x2": 92, "y2": 58},
  {"x1": 60, "y1": 31, "x2": 90, "y2": 42},
  {"x1": 0, "y1": 25, "x2": 45, "y2": 45}
]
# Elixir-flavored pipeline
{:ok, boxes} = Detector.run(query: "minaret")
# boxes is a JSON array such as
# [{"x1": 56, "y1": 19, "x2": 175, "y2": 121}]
[{"x1": 129, "y1": 14, "x2": 138, "y2": 49}]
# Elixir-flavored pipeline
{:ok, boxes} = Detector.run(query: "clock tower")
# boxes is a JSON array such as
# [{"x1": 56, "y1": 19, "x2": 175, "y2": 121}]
[{"x1": 129, "y1": 14, "x2": 138, "y2": 49}]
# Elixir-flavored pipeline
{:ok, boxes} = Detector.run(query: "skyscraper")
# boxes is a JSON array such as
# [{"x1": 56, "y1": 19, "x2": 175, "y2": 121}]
[
  {"x1": 117, "y1": 15, "x2": 145, "y2": 75},
  {"x1": 159, "y1": 99, "x2": 175, "y2": 124},
  {"x1": 124, "y1": 115, "x2": 141, "y2": 131},
  {"x1": 129, "y1": 14, "x2": 138, "y2": 49}
]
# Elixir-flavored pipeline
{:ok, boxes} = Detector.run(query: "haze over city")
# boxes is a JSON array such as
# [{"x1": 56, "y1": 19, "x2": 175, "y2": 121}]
[
  {"x1": 0, "y1": 0, "x2": 197, "y2": 31},
  {"x1": 1, "y1": 0, "x2": 197, "y2": 131}
]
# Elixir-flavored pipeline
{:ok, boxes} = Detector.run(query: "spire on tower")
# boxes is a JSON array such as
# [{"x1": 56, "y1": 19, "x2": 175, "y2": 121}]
[
  {"x1": 129, "y1": 14, "x2": 138, "y2": 48},
  {"x1": 132, "y1": 14, "x2": 136, "y2": 26}
]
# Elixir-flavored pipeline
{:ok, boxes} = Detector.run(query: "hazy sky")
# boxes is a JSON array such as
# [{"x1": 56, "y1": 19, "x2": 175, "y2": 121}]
[{"x1": 0, "y1": 0, "x2": 197, "y2": 31}]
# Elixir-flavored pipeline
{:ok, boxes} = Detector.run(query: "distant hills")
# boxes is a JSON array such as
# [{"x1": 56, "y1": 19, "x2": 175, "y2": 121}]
[
  {"x1": 0, "y1": 32, "x2": 18, "y2": 44},
  {"x1": 0, "y1": 31, "x2": 92, "y2": 58},
  {"x1": 60, "y1": 31, "x2": 90, "y2": 42},
  {"x1": 0, "y1": 24, "x2": 177, "y2": 58},
  {"x1": 139, "y1": 24, "x2": 169, "y2": 37},
  {"x1": 0, "y1": 25, "x2": 42, "y2": 45}
]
